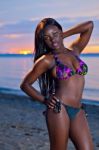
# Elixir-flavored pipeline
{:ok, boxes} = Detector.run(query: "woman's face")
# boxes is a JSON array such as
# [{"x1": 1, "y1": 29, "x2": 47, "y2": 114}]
[{"x1": 43, "y1": 25, "x2": 63, "y2": 50}]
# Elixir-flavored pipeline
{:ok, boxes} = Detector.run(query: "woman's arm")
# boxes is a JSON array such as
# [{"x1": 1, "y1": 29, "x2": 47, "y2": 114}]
[
  {"x1": 20, "y1": 55, "x2": 52, "y2": 103},
  {"x1": 63, "y1": 21, "x2": 94, "y2": 55}
]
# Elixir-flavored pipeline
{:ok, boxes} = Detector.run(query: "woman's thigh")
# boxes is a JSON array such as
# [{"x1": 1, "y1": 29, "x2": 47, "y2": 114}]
[
  {"x1": 69, "y1": 109, "x2": 94, "y2": 150},
  {"x1": 45, "y1": 105, "x2": 70, "y2": 150}
]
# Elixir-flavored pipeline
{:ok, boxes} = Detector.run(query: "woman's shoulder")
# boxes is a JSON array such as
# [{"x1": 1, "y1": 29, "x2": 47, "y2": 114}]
[{"x1": 35, "y1": 53, "x2": 54, "y2": 69}]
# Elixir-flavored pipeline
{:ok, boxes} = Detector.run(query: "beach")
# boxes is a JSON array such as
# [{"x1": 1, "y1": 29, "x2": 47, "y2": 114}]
[{"x1": 0, "y1": 92, "x2": 99, "y2": 150}]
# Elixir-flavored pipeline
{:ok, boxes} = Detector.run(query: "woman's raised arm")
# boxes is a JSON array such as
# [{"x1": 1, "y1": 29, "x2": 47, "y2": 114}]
[{"x1": 63, "y1": 21, "x2": 94, "y2": 55}]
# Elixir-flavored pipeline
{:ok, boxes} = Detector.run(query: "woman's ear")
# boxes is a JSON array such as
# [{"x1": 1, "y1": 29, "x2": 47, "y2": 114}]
[
  {"x1": 61, "y1": 31, "x2": 64, "y2": 39},
  {"x1": 58, "y1": 29, "x2": 63, "y2": 39}
]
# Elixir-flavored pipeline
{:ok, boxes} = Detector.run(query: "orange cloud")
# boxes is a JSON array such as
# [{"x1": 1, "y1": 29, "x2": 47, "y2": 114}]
[{"x1": 83, "y1": 45, "x2": 99, "y2": 53}]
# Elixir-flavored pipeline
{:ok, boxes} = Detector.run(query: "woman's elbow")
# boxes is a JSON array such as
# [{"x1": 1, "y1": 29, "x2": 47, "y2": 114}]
[
  {"x1": 89, "y1": 21, "x2": 94, "y2": 29},
  {"x1": 20, "y1": 82, "x2": 28, "y2": 91}
]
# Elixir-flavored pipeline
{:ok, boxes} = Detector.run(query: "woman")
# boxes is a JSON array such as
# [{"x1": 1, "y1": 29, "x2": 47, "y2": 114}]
[{"x1": 20, "y1": 18, "x2": 94, "y2": 150}]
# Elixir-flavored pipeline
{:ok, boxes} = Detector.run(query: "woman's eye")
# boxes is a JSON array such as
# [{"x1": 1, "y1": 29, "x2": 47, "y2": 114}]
[
  {"x1": 54, "y1": 32, "x2": 58, "y2": 36},
  {"x1": 44, "y1": 36, "x2": 50, "y2": 41}
]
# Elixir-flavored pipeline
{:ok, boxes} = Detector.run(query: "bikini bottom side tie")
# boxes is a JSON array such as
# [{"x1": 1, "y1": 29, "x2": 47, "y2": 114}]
[{"x1": 61, "y1": 103, "x2": 84, "y2": 120}]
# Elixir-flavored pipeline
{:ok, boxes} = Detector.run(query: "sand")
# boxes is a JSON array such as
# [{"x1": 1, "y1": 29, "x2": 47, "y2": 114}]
[{"x1": 0, "y1": 92, "x2": 99, "y2": 150}]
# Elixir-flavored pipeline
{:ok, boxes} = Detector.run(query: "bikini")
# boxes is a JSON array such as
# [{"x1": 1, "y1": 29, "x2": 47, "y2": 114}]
[
  {"x1": 52, "y1": 51, "x2": 88, "y2": 119},
  {"x1": 54, "y1": 52, "x2": 88, "y2": 80}
]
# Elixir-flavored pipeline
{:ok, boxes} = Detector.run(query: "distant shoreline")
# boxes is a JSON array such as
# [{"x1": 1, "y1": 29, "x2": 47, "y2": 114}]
[
  {"x1": 0, "y1": 53, "x2": 99, "y2": 57},
  {"x1": 0, "y1": 54, "x2": 34, "y2": 57}
]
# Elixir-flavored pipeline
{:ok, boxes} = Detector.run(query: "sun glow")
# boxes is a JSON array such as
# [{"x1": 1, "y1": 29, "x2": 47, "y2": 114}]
[
  {"x1": 84, "y1": 46, "x2": 99, "y2": 53},
  {"x1": 19, "y1": 50, "x2": 32, "y2": 55}
]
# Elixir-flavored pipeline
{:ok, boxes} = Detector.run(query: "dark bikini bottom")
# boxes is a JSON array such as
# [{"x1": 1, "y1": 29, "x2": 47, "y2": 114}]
[
  {"x1": 61, "y1": 103, "x2": 84, "y2": 120},
  {"x1": 43, "y1": 101, "x2": 84, "y2": 120}
]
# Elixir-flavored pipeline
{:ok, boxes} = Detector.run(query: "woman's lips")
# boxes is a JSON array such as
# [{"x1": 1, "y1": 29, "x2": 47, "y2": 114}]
[{"x1": 52, "y1": 42, "x2": 59, "y2": 48}]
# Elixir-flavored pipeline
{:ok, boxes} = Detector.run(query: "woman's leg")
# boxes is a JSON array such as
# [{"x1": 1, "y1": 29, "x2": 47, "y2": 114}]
[
  {"x1": 45, "y1": 105, "x2": 70, "y2": 150},
  {"x1": 69, "y1": 109, "x2": 94, "y2": 150}
]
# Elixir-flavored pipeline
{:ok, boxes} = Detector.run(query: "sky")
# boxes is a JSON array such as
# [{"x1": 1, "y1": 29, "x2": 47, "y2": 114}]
[{"x1": 0, "y1": 0, "x2": 99, "y2": 54}]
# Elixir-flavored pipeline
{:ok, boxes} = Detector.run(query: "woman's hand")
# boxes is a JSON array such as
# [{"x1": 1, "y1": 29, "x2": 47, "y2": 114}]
[
  {"x1": 44, "y1": 95, "x2": 56, "y2": 108},
  {"x1": 44, "y1": 95, "x2": 61, "y2": 113}
]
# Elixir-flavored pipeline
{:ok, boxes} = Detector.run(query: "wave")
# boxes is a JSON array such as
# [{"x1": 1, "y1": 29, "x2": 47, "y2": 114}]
[
  {"x1": 0, "y1": 87, "x2": 27, "y2": 96},
  {"x1": 84, "y1": 88, "x2": 99, "y2": 92},
  {"x1": 0, "y1": 87, "x2": 99, "y2": 106}
]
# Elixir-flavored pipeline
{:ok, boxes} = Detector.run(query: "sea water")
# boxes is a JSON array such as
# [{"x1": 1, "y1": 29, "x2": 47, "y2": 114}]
[{"x1": 0, "y1": 54, "x2": 99, "y2": 104}]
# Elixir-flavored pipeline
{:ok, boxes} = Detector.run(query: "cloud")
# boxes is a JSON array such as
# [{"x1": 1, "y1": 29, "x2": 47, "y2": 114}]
[
  {"x1": 2, "y1": 34, "x2": 25, "y2": 39},
  {"x1": 0, "y1": 19, "x2": 40, "y2": 35},
  {"x1": 0, "y1": 16, "x2": 98, "y2": 35},
  {"x1": 0, "y1": 16, "x2": 98, "y2": 53},
  {"x1": 0, "y1": 16, "x2": 98, "y2": 38}
]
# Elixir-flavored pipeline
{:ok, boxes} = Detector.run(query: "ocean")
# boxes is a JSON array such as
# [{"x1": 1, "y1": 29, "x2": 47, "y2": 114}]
[{"x1": 0, "y1": 54, "x2": 99, "y2": 105}]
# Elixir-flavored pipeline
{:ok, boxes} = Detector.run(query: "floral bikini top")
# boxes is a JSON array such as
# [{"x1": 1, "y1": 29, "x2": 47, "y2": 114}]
[{"x1": 53, "y1": 52, "x2": 88, "y2": 80}]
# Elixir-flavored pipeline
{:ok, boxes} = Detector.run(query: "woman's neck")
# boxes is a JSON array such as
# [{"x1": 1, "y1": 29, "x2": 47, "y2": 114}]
[{"x1": 52, "y1": 47, "x2": 71, "y2": 55}]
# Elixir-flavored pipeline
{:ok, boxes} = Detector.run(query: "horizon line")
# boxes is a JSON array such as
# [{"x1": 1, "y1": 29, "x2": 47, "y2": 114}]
[{"x1": 0, "y1": 52, "x2": 99, "y2": 55}]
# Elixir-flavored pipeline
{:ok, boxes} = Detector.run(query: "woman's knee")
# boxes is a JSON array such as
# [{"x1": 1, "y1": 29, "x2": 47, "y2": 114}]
[
  {"x1": 50, "y1": 144, "x2": 67, "y2": 150},
  {"x1": 74, "y1": 141, "x2": 94, "y2": 150},
  {"x1": 50, "y1": 135, "x2": 69, "y2": 150}
]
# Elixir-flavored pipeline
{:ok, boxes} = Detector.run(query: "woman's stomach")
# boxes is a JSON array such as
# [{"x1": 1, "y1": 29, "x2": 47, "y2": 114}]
[{"x1": 54, "y1": 75, "x2": 85, "y2": 106}]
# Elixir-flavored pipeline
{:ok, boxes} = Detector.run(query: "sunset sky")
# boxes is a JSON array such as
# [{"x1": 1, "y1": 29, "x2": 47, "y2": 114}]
[{"x1": 0, "y1": 0, "x2": 99, "y2": 54}]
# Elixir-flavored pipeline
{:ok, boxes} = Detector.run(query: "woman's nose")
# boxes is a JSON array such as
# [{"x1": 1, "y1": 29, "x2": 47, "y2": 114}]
[{"x1": 50, "y1": 37, "x2": 56, "y2": 42}]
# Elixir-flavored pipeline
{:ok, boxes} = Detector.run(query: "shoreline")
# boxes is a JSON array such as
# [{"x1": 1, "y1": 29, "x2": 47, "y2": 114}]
[
  {"x1": 0, "y1": 92, "x2": 99, "y2": 149},
  {"x1": 0, "y1": 88, "x2": 99, "y2": 106}
]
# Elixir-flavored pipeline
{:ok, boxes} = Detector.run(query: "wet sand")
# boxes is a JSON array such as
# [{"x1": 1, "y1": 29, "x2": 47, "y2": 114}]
[{"x1": 0, "y1": 92, "x2": 99, "y2": 150}]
